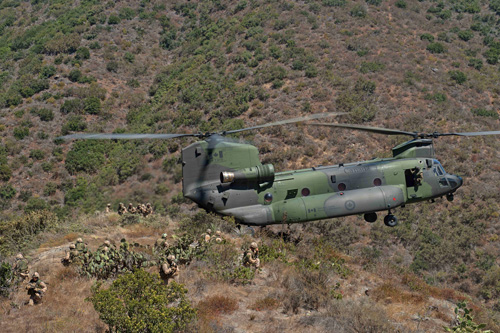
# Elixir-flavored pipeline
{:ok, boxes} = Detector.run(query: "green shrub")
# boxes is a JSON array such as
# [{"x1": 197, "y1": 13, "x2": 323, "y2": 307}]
[
  {"x1": 39, "y1": 65, "x2": 56, "y2": 79},
  {"x1": 32, "y1": 108, "x2": 54, "y2": 121},
  {"x1": 269, "y1": 45, "x2": 282, "y2": 59},
  {"x1": 65, "y1": 140, "x2": 107, "y2": 174},
  {"x1": 68, "y1": 69, "x2": 82, "y2": 82},
  {"x1": 0, "y1": 164, "x2": 12, "y2": 181},
  {"x1": 13, "y1": 126, "x2": 29, "y2": 140},
  {"x1": 484, "y1": 47, "x2": 500, "y2": 65},
  {"x1": 444, "y1": 301, "x2": 490, "y2": 332},
  {"x1": 395, "y1": 0, "x2": 407, "y2": 8},
  {"x1": 89, "y1": 42, "x2": 101, "y2": 50},
  {"x1": 119, "y1": 7, "x2": 136, "y2": 20},
  {"x1": 84, "y1": 96, "x2": 101, "y2": 115},
  {"x1": 458, "y1": 30, "x2": 474, "y2": 42},
  {"x1": 106, "y1": 61, "x2": 119, "y2": 72},
  {"x1": 88, "y1": 270, "x2": 195, "y2": 332},
  {"x1": 75, "y1": 47, "x2": 90, "y2": 60},
  {"x1": 350, "y1": 4, "x2": 367, "y2": 17},
  {"x1": 60, "y1": 99, "x2": 83, "y2": 114},
  {"x1": 468, "y1": 58, "x2": 483, "y2": 70},
  {"x1": 0, "y1": 210, "x2": 56, "y2": 255},
  {"x1": 43, "y1": 33, "x2": 80, "y2": 55},
  {"x1": 61, "y1": 115, "x2": 87, "y2": 135},
  {"x1": 424, "y1": 92, "x2": 447, "y2": 102},
  {"x1": 322, "y1": 0, "x2": 346, "y2": 7},
  {"x1": 108, "y1": 15, "x2": 121, "y2": 25},
  {"x1": 43, "y1": 182, "x2": 57, "y2": 196},
  {"x1": 0, "y1": 262, "x2": 13, "y2": 297},
  {"x1": 0, "y1": 184, "x2": 16, "y2": 200},
  {"x1": 359, "y1": 61, "x2": 385, "y2": 73},
  {"x1": 420, "y1": 33, "x2": 434, "y2": 42},
  {"x1": 124, "y1": 52, "x2": 135, "y2": 63},
  {"x1": 366, "y1": 0, "x2": 382, "y2": 6},
  {"x1": 29, "y1": 149, "x2": 45, "y2": 160},
  {"x1": 305, "y1": 65, "x2": 318, "y2": 78},
  {"x1": 354, "y1": 78, "x2": 376, "y2": 94},
  {"x1": 472, "y1": 108, "x2": 498, "y2": 119},
  {"x1": 449, "y1": 70, "x2": 467, "y2": 84},
  {"x1": 427, "y1": 42, "x2": 446, "y2": 54},
  {"x1": 127, "y1": 79, "x2": 140, "y2": 88}
]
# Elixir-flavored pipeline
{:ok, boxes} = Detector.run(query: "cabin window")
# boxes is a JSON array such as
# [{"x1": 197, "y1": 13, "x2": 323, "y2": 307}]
[
  {"x1": 338, "y1": 183, "x2": 346, "y2": 191},
  {"x1": 301, "y1": 188, "x2": 310, "y2": 197},
  {"x1": 439, "y1": 178, "x2": 449, "y2": 187},
  {"x1": 286, "y1": 189, "x2": 298, "y2": 199},
  {"x1": 373, "y1": 178, "x2": 382, "y2": 186},
  {"x1": 331, "y1": 175, "x2": 336, "y2": 183}
]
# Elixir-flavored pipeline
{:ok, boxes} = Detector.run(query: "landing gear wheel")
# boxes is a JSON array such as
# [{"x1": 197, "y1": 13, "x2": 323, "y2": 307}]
[
  {"x1": 364, "y1": 212, "x2": 377, "y2": 223},
  {"x1": 446, "y1": 193, "x2": 454, "y2": 202},
  {"x1": 384, "y1": 214, "x2": 398, "y2": 227}
]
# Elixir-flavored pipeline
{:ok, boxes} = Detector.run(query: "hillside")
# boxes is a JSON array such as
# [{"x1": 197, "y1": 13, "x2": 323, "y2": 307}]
[{"x1": 0, "y1": 0, "x2": 499, "y2": 331}]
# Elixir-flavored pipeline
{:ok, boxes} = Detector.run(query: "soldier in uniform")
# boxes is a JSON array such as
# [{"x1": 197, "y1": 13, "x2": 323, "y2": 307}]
[
  {"x1": 62, "y1": 244, "x2": 79, "y2": 266},
  {"x1": 118, "y1": 203, "x2": 127, "y2": 215},
  {"x1": 202, "y1": 229, "x2": 212, "y2": 243},
  {"x1": 159, "y1": 255, "x2": 179, "y2": 283},
  {"x1": 75, "y1": 238, "x2": 87, "y2": 253},
  {"x1": 215, "y1": 230, "x2": 223, "y2": 243},
  {"x1": 145, "y1": 203, "x2": 153, "y2": 217},
  {"x1": 26, "y1": 272, "x2": 47, "y2": 306},
  {"x1": 154, "y1": 233, "x2": 169, "y2": 253},
  {"x1": 136, "y1": 204, "x2": 144, "y2": 216},
  {"x1": 128, "y1": 203, "x2": 136, "y2": 214},
  {"x1": 140, "y1": 204, "x2": 148, "y2": 217},
  {"x1": 105, "y1": 203, "x2": 111, "y2": 213},
  {"x1": 412, "y1": 167, "x2": 423, "y2": 186},
  {"x1": 13, "y1": 253, "x2": 29, "y2": 282},
  {"x1": 243, "y1": 242, "x2": 260, "y2": 269}
]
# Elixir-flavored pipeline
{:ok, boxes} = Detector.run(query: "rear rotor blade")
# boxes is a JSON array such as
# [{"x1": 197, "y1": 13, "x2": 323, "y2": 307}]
[
  {"x1": 308, "y1": 123, "x2": 418, "y2": 137},
  {"x1": 57, "y1": 133, "x2": 199, "y2": 140},
  {"x1": 223, "y1": 112, "x2": 346, "y2": 135}
]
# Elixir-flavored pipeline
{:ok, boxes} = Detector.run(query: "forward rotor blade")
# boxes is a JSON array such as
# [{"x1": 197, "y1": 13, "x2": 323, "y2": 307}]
[
  {"x1": 309, "y1": 123, "x2": 500, "y2": 138},
  {"x1": 223, "y1": 112, "x2": 346, "y2": 135},
  {"x1": 57, "y1": 133, "x2": 198, "y2": 140},
  {"x1": 308, "y1": 123, "x2": 417, "y2": 137},
  {"x1": 449, "y1": 131, "x2": 500, "y2": 137}
]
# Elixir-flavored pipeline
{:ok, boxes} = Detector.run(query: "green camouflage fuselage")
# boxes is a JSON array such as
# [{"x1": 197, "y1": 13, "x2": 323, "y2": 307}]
[{"x1": 182, "y1": 136, "x2": 462, "y2": 226}]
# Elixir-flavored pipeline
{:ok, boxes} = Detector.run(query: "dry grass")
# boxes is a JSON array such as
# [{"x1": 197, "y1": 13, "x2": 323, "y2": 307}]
[
  {"x1": 123, "y1": 223, "x2": 160, "y2": 238},
  {"x1": 0, "y1": 267, "x2": 105, "y2": 332},
  {"x1": 372, "y1": 283, "x2": 427, "y2": 305},
  {"x1": 249, "y1": 296, "x2": 280, "y2": 311},
  {"x1": 39, "y1": 232, "x2": 79, "y2": 249},
  {"x1": 197, "y1": 295, "x2": 239, "y2": 320}
]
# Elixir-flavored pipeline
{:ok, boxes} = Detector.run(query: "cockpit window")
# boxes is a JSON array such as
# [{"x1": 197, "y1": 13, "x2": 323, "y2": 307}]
[
  {"x1": 433, "y1": 160, "x2": 446, "y2": 176},
  {"x1": 439, "y1": 178, "x2": 449, "y2": 187},
  {"x1": 434, "y1": 166, "x2": 444, "y2": 176}
]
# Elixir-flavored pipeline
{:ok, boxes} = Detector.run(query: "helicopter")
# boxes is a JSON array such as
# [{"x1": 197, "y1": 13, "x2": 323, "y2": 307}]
[{"x1": 60, "y1": 112, "x2": 500, "y2": 227}]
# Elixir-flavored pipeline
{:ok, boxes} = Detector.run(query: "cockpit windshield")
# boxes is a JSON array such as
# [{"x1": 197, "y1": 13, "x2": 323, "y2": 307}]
[{"x1": 433, "y1": 160, "x2": 446, "y2": 176}]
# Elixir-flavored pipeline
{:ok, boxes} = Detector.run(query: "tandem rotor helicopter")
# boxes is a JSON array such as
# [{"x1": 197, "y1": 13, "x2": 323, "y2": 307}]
[{"x1": 60, "y1": 112, "x2": 500, "y2": 227}]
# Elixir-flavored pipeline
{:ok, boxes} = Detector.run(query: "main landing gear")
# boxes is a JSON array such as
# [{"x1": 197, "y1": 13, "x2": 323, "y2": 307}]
[
  {"x1": 364, "y1": 211, "x2": 398, "y2": 227},
  {"x1": 384, "y1": 211, "x2": 398, "y2": 227}
]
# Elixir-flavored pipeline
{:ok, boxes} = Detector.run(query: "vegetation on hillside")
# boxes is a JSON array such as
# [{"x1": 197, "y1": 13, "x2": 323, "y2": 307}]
[{"x1": 0, "y1": 0, "x2": 499, "y2": 331}]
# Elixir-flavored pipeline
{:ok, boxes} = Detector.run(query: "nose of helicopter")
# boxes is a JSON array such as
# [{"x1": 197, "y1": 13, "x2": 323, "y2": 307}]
[{"x1": 449, "y1": 175, "x2": 463, "y2": 189}]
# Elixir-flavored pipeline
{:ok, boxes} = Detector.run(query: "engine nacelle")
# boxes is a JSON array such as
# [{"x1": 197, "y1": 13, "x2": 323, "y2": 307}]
[{"x1": 220, "y1": 164, "x2": 275, "y2": 185}]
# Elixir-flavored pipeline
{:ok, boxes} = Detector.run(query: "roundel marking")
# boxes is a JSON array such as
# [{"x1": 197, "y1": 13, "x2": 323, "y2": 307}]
[{"x1": 345, "y1": 200, "x2": 356, "y2": 210}]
